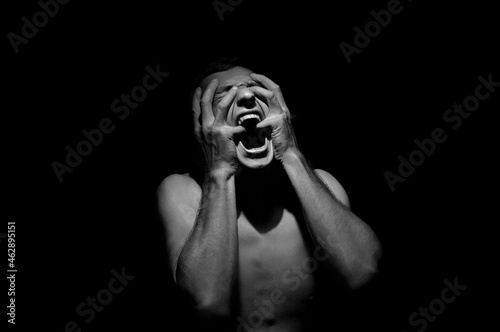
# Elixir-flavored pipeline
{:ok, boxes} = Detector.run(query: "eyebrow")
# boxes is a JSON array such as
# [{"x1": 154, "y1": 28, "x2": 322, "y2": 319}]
[{"x1": 215, "y1": 80, "x2": 261, "y2": 94}]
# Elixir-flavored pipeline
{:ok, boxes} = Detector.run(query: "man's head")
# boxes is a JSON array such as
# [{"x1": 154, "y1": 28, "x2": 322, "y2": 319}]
[{"x1": 193, "y1": 58, "x2": 274, "y2": 169}]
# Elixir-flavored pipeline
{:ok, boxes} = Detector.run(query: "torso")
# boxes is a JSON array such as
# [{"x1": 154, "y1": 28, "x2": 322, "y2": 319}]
[
  {"x1": 182, "y1": 172, "x2": 320, "y2": 331},
  {"x1": 236, "y1": 206, "x2": 318, "y2": 331}
]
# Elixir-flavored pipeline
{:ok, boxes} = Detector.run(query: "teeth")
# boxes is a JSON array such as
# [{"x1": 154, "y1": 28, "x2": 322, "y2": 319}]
[
  {"x1": 238, "y1": 114, "x2": 261, "y2": 126},
  {"x1": 239, "y1": 137, "x2": 268, "y2": 154}
]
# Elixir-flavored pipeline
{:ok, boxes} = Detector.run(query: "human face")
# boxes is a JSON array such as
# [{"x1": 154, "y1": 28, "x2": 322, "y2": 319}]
[{"x1": 200, "y1": 66, "x2": 274, "y2": 169}]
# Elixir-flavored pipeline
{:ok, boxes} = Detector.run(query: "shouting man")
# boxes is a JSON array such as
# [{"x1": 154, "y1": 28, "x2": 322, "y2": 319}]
[{"x1": 157, "y1": 58, "x2": 381, "y2": 331}]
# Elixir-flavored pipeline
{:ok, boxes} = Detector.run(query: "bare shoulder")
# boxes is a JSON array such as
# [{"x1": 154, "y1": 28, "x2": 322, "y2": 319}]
[
  {"x1": 314, "y1": 169, "x2": 350, "y2": 208},
  {"x1": 157, "y1": 173, "x2": 201, "y2": 209},
  {"x1": 157, "y1": 172, "x2": 200, "y2": 194}
]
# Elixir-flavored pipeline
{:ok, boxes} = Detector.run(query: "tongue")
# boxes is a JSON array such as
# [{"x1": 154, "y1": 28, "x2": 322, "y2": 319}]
[{"x1": 242, "y1": 128, "x2": 265, "y2": 149}]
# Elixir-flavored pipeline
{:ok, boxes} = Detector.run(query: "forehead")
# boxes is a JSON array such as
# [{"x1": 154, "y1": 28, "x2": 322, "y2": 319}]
[{"x1": 200, "y1": 66, "x2": 254, "y2": 91}]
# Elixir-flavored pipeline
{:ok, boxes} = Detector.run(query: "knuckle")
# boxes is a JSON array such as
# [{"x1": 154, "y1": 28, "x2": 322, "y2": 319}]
[
  {"x1": 211, "y1": 125, "x2": 223, "y2": 135},
  {"x1": 200, "y1": 99, "x2": 210, "y2": 109},
  {"x1": 202, "y1": 124, "x2": 212, "y2": 133},
  {"x1": 216, "y1": 104, "x2": 225, "y2": 112}
]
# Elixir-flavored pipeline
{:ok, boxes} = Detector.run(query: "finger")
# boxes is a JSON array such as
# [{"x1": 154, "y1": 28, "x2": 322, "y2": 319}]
[
  {"x1": 255, "y1": 121, "x2": 273, "y2": 142},
  {"x1": 249, "y1": 86, "x2": 282, "y2": 114},
  {"x1": 250, "y1": 73, "x2": 289, "y2": 111},
  {"x1": 200, "y1": 78, "x2": 218, "y2": 127},
  {"x1": 255, "y1": 116, "x2": 275, "y2": 131},
  {"x1": 192, "y1": 87, "x2": 202, "y2": 137},
  {"x1": 228, "y1": 125, "x2": 246, "y2": 137},
  {"x1": 215, "y1": 86, "x2": 238, "y2": 125}
]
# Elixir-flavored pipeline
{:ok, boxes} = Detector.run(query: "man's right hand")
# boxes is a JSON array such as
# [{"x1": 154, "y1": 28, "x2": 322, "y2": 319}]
[{"x1": 192, "y1": 79, "x2": 245, "y2": 177}]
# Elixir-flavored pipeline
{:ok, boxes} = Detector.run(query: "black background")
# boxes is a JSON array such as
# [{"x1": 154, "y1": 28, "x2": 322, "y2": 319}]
[{"x1": 4, "y1": 0, "x2": 498, "y2": 331}]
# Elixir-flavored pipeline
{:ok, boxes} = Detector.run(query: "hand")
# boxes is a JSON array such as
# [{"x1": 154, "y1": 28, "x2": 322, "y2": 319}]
[
  {"x1": 193, "y1": 79, "x2": 246, "y2": 176},
  {"x1": 249, "y1": 73, "x2": 299, "y2": 162}
]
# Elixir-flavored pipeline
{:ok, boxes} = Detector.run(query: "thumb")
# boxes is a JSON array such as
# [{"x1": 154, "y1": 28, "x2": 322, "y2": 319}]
[
  {"x1": 255, "y1": 116, "x2": 274, "y2": 130},
  {"x1": 229, "y1": 125, "x2": 246, "y2": 137}
]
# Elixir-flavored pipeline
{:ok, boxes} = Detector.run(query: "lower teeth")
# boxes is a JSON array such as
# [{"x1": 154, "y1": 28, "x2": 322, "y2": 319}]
[{"x1": 241, "y1": 138, "x2": 267, "y2": 152}]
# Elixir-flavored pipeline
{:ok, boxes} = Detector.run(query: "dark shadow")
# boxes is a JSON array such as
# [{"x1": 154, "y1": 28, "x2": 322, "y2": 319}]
[{"x1": 234, "y1": 160, "x2": 297, "y2": 234}]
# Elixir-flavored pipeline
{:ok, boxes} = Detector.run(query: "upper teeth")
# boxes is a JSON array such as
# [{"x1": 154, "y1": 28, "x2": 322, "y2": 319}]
[{"x1": 238, "y1": 114, "x2": 261, "y2": 126}]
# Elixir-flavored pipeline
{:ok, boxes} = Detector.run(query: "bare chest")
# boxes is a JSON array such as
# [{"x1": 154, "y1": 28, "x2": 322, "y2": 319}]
[{"x1": 236, "y1": 207, "x2": 318, "y2": 327}]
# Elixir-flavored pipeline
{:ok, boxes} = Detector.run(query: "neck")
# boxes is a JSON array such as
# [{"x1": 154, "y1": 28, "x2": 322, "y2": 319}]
[
  {"x1": 235, "y1": 160, "x2": 291, "y2": 208},
  {"x1": 236, "y1": 160, "x2": 278, "y2": 187},
  {"x1": 234, "y1": 161, "x2": 288, "y2": 232}
]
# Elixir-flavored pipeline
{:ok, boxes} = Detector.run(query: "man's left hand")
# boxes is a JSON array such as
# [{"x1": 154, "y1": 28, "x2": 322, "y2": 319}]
[{"x1": 249, "y1": 73, "x2": 298, "y2": 162}]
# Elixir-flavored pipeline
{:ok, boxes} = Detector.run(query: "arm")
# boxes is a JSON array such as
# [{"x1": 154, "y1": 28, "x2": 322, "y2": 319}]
[
  {"x1": 176, "y1": 171, "x2": 238, "y2": 316},
  {"x1": 250, "y1": 73, "x2": 381, "y2": 289},
  {"x1": 283, "y1": 150, "x2": 380, "y2": 289},
  {"x1": 159, "y1": 81, "x2": 245, "y2": 317}
]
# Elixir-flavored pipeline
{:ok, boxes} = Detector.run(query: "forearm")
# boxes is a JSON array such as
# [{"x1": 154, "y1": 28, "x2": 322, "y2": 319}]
[
  {"x1": 176, "y1": 170, "x2": 238, "y2": 315},
  {"x1": 282, "y1": 149, "x2": 381, "y2": 288}
]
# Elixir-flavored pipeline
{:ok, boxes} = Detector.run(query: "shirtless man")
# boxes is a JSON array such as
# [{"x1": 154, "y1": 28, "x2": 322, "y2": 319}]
[{"x1": 157, "y1": 61, "x2": 381, "y2": 331}]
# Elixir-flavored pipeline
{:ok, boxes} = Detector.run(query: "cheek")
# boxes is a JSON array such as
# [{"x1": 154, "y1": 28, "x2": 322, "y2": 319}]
[
  {"x1": 213, "y1": 101, "x2": 236, "y2": 121},
  {"x1": 211, "y1": 102, "x2": 217, "y2": 115},
  {"x1": 211, "y1": 99, "x2": 222, "y2": 115},
  {"x1": 227, "y1": 103, "x2": 236, "y2": 121},
  {"x1": 257, "y1": 99, "x2": 269, "y2": 115},
  {"x1": 211, "y1": 96, "x2": 227, "y2": 114}
]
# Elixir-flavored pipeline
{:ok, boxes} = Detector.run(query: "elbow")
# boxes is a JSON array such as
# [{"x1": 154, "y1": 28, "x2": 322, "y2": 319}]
[
  {"x1": 195, "y1": 297, "x2": 232, "y2": 318},
  {"x1": 346, "y1": 264, "x2": 378, "y2": 290},
  {"x1": 175, "y1": 266, "x2": 232, "y2": 318},
  {"x1": 192, "y1": 298, "x2": 233, "y2": 330},
  {"x1": 347, "y1": 244, "x2": 382, "y2": 290},
  {"x1": 176, "y1": 279, "x2": 232, "y2": 318}
]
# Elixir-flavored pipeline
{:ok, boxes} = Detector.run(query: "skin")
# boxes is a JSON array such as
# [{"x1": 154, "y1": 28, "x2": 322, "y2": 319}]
[{"x1": 157, "y1": 67, "x2": 382, "y2": 331}]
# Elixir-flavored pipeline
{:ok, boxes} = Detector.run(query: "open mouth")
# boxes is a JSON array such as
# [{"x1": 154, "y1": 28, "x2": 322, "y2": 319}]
[{"x1": 236, "y1": 113, "x2": 268, "y2": 153}]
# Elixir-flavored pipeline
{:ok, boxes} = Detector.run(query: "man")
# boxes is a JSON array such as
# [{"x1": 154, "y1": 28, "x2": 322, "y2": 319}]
[{"x1": 157, "y1": 58, "x2": 381, "y2": 331}]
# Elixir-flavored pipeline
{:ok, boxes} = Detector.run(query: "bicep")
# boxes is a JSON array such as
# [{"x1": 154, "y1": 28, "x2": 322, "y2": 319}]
[
  {"x1": 314, "y1": 169, "x2": 350, "y2": 208},
  {"x1": 157, "y1": 175, "x2": 199, "y2": 278}
]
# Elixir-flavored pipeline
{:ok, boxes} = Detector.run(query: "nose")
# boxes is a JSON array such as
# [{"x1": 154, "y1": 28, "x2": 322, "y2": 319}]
[{"x1": 235, "y1": 87, "x2": 256, "y2": 109}]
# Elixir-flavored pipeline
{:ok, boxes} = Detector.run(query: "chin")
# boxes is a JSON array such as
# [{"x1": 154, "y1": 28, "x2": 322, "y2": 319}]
[{"x1": 236, "y1": 138, "x2": 274, "y2": 169}]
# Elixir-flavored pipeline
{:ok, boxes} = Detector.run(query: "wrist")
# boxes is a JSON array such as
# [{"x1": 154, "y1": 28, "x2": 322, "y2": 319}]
[
  {"x1": 206, "y1": 167, "x2": 236, "y2": 182},
  {"x1": 282, "y1": 147, "x2": 314, "y2": 182},
  {"x1": 281, "y1": 147, "x2": 303, "y2": 167}
]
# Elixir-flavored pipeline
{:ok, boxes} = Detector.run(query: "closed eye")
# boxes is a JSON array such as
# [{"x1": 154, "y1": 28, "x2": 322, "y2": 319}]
[
  {"x1": 213, "y1": 82, "x2": 263, "y2": 103},
  {"x1": 213, "y1": 85, "x2": 234, "y2": 102},
  {"x1": 213, "y1": 93, "x2": 225, "y2": 103}
]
